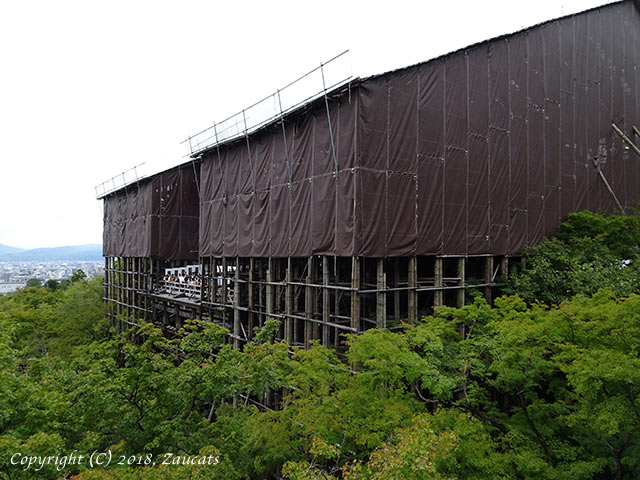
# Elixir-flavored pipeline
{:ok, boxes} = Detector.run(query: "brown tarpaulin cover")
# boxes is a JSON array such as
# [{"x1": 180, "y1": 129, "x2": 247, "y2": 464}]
[
  {"x1": 107, "y1": 0, "x2": 640, "y2": 259},
  {"x1": 103, "y1": 164, "x2": 199, "y2": 259}
]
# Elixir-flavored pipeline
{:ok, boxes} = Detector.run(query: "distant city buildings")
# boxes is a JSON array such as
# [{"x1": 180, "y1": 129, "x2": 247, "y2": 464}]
[{"x1": 0, "y1": 261, "x2": 104, "y2": 294}]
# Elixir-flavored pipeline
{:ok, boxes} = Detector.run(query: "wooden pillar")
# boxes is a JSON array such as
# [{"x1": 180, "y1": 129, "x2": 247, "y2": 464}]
[
  {"x1": 408, "y1": 256, "x2": 417, "y2": 323},
  {"x1": 258, "y1": 261, "x2": 264, "y2": 327},
  {"x1": 322, "y1": 256, "x2": 330, "y2": 347},
  {"x1": 500, "y1": 257, "x2": 509, "y2": 279},
  {"x1": 274, "y1": 260, "x2": 282, "y2": 315},
  {"x1": 293, "y1": 260, "x2": 300, "y2": 344},
  {"x1": 248, "y1": 258, "x2": 255, "y2": 340},
  {"x1": 484, "y1": 256, "x2": 494, "y2": 303},
  {"x1": 266, "y1": 258, "x2": 274, "y2": 317},
  {"x1": 210, "y1": 258, "x2": 217, "y2": 304},
  {"x1": 376, "y1": 258, "x2": 386, "y2": 329},
  {"x1": 221, "y1": 258, "x2": 228, "y2": 327},
  {"x1": 334, "y1": 258, "x2": 340, "y2": 347},
  {"x1": 104, "y1": 256, "x2": 109, "y2": 306},
  {"x1": 133, "y1": 258, "x2": 138, "y2": 315},
  {"x1": 233, "y1": 258, "x2": 241, "y2": 349},
  {"x1": 434, "y1": 257, "x2": 443, "y2": 308},
  {"x1": 125, "y1": 258, "x2": 130, "y2": 318},
  {"x1": 350, "y1": 257, "x2": 360, "y2": 332},
  {"x1": 457, "y1": 257, "x2": 466, "y2": 308},
  {"x1": 393, "y1": 258, "x2": 400, "y2": 320},
  {"x1": 285, "y1": 258, "x2": 293, "y2": 344},
  {"x1": 305, "y1": 256, "x2": 314, "y2": 348}
]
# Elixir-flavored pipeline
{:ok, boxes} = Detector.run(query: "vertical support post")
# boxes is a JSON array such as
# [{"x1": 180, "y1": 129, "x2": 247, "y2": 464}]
[
  {"x1": 322, "y1": 256, "x2": 330, "y2": 347},
  {"x1": 305, "y1": 256, "x2": 314, "y2": 348},
  {"x1": 500, "y1": 257, "x2": 509, "y2": 279},
  {"x1": 133, "y1": 258, "x2": 138, "y2": 315},
  {"x1": 125, "y1": 258, "x2": 130, "y2": 318},
  {"x1": 234, "y1": 258, "x2": 241, "y2": 349},
  {"x1": 210, "y1": 257, "x2": 217, "y2": 305},
  {"x1": 376, "y1": 258, "x2": 386, "y2": 329},
  {"x1": 104, "y1": 256, "x2": 109, "y2": 308},
  {"x1": 393, "y1": 258, "x2": 400, "y2": 321},
  {"x1": 266, "y1": 258, "x2": 274, "y2": 317},
  {"x1": 248, "y1": 258, "x2": 255, "y2": 340},
  {"x1": 434, "y1": 257, "x2": 443, "y2": 308},
  {"x1": 285, "y1": 258, "x2": 293, "y2": 344},
  {"x1": 334, "y1": 258, "x2": 340, "y2": 347},
  {"x1": 221, "y1": 258, "x2": 228, "y2": 327},
  {"x1": 275, "y1": 259, "x2": 282, "y2": 318},
  {"x1": 408, "y1": 256, "x2": 417, "y2": 323},
  {"x1": 457, "y1": 257, "x2": 466, "y2": 308},
  {"x1": 484, "y1": 256, "x2": 494, "y2": 303},
  {"x1": 350, "y1": 257, "x2": 360, "y2": 332},
  {"x1": 258, "y1": 261, "x2": 264, "y2": 327}
]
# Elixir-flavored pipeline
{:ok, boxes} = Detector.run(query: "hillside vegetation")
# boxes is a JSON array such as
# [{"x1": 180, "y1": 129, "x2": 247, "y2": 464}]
[{"x1": 1, "y1": 211, "x2": 639, "y2": 480}]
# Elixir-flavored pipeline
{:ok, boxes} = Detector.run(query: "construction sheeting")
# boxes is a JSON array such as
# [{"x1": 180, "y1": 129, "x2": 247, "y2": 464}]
[
  {"x1": 199, "y1": 97, "x2": 357, "y2": 257},
  {"x1": 103, "y1": 164, "x2": 199, "y2": 259},
  {"x1": 198, "y1": 0, "x2": 640, "y2": 258},
  {"x1": 106, "y1": 0, "x2": 640, "y2": 259}
]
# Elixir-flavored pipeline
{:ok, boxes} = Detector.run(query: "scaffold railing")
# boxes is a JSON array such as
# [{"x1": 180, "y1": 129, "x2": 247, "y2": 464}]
[
  {"x1": 94, "y1": 163, "x2": 147, "y2": 199},
  {"x1": 182, "y1": 50, "x2": 351, "y2": 157}
]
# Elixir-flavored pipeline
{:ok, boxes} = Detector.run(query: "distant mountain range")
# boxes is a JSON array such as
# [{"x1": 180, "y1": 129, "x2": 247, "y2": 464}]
[
  {"x1": 0, "y1": 244, "x2": 102, "y2": 262},
  {"x1": 0, "y1": 244, "x2": 26, "y2": 256}
]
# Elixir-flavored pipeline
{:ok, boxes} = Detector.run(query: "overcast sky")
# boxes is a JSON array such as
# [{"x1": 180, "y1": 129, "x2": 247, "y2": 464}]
[{"x1": 0, "y1": 0, "x2": 616, "y2": 249}]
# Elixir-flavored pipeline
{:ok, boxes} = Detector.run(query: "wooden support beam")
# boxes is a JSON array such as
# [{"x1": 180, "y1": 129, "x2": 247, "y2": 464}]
[
  {"x1": 305, "y1": 256, "x2": 314, "y2": 348},
  {"x1": 408, "y1": 256, "x2": 417, "y2": 322},
  {"x1": 434, "y1": 257, "x2": 443, "y2": 307},
  {"x1": 500, "y1": 257, "x2": 509, "y2": 279},
  {"x1": 293, "y1": 260, "x2": 300, "y2": 343},
  {"x1": 275, "y1": 259, "x2": 282, "y2": 315},
  {"x1": 311, "y1": 258, "x2": 319, "y2": 341},
  {"x1": 350, "y1": 257, "x2": 360, "y2": 332},
  {"x1": 248, "y1": 258, "x2": 255, "y2": 340},
  {"x1": 258, "y1": 261, "x2": 264, "y2": 327},
  {"x1": 484, "y1": 256, "x2": 494, "y2": 303},
  {"x1": 210, "y1": 258, "x2": 217, "y2": 305},
  {"x1": 334, "y1": 258, "x2": 340, "y2": 346},
  {"x1": 104, "y1": 256, "x2": 109, "y2": 307},
  {"x1": 234, "y1": 258, "x2": 241, "y2": 349},
  {"x1": 376, "y1": 258, "x2": 387, "y2": 329},
  {"x1": 221, "y1": 258, "x2": 228, "y2": 328},
  {"x1": 266, "y1": 258, "x2": 274, "y2": 316},
  {"x1": 285, "y1": 258, "x2": 293, "y2": 344},
  {"x1": 456, "y1": 257, "x2": 466, "y2": 308},
  {"x1": 322, "y1": 256, "x2": 330, "y2": 347},
  {"x1": 597, "y1": 168, "x2": 626, "y2": 214},
  {"x1": 612, "y1": 122, "x2": 640, "y2": 158},
  {"x1": 393, "y1": 258, "x2": 400, "y2": 320}
]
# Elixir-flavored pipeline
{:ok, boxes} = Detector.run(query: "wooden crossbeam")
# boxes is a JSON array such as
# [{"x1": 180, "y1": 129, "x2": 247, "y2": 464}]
[{"x1": 612, "y1": 123, "x2": 640, "y2": 158}]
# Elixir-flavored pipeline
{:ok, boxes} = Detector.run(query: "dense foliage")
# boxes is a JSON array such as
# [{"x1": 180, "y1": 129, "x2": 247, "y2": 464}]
[
  {"x1": 508, "y1": 211, "x2": 640, "y2": 305},
  {"x1": 1, "y1": 212, "x2": 639, "y2": 479}
]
